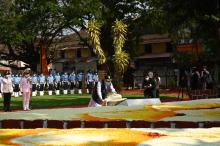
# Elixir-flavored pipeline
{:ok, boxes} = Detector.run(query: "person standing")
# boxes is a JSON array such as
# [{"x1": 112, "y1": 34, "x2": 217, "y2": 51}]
[
  {"x1": 77, "y1": 71, "x2": 83, "y2": 94},
  {"x1": 69, "y1": 71, "x2": 76, "y2": 94},
  {"x1": 142, "y1": 72, "x2": 156, "y2": 98},
  {"x1": 47, "y1": 73, "x2": 54, "y2": 95},
  {"x1": 201, "y1": 66, "x2": 213, "y2": 89},
  {"x1": 190, "y1": 67, "x2": 201, "y2": 90},
  {"x1": 1, "y1": 72, "x2": 13, "y2": 112},
  {"x1": 93, "y1": 72, "x2": 99, "y2": 85},
  {"x1": 154, "y1": 72, "x2": 161, "y2": 98},
  {"x1": 31, "y1": 73, "x2": 38, "y2": 96},
  {"x1": 20, "y1": 71, "x2": 32, "y2": 111},
  {"x1": 38, "y1": 73, "x2": 46, "y2": 96},
  {"x1": 14, "y1": 74, "x2": 21, "y2": 97},
  {"x1": 86, "y1": 70, "x2": 94, "y2": 94},
  {"x1": 54, "y1": 72, "x2": 61, "y2": 95},
  {"x1": 62, "y1": 72, "x2": 69, "y2": 94}
]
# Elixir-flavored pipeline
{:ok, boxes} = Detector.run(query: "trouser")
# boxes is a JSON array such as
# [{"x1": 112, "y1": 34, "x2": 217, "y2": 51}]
[
  {"x1": 87, "y1": 82, "x2": 93, "y2": 94},
  {"x1": 156, "y1": 89, "x2": 160, "y2": 98},
  {"x1": 23, "y1": 92, "x2": 31, "y2": 110},
  {"x1": 55, "y1": 82, "x2": 60, "y2": 90},
  {"x1": 70, "y1": 82, "x2": 76, "y2": 90},
  {"x1": 144, "y1": 90, "x2": 156, "y2": 98},
  {"x1": 3, "y1": 93, "x2": 12, "y2": 111},
  {"x1": 32, "y1": 84, "x2": 37, "y2": 91},
  {"x1": 14, "y1": 84, "x2": 20, "y2": 92},
  {"x1": 63, "y1": 82, "x2": 68, "y2": 90},
  {"x1": 78, "y1": 81, "x2": 82, "y2": 89},
  {"x1": 48, "y1": 84, "x2": 54, "y2": 90},
  {"x1": 40, "y1": 84, "x2": 44, "y2": 91}
]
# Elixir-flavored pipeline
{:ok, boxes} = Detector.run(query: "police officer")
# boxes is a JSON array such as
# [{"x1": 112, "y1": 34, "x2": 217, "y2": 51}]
[
  {"x1": 62, "y1": 72, "x2": 69, "y2": 94},
  {"x1": 47, "y1": 73, "x2": 54, "y2": 95},
  {"x1": 69, "y1": 71, "x2": 76, "y2": 94},
  {"x1": 13, "y1": 74, "x2": 21, "y2": 97},
  {"x1": 11, "y1": 74, "x2": 15, "y2": 96},
  {"x1": 86, "y1": 70, "x2": 94, "y2": 94},
  {"x1": 77, "y1": 71, "x2": 83, "y2": 94},
  {"x1": 54, "y1": 72, "x2": 61, "y2": 95},
  {"x1": 38, "y1": 73, "x2": 46, "y2": 96},
  {"x1": 31, "y1": 73, "x2": 38, "y2": 96}
]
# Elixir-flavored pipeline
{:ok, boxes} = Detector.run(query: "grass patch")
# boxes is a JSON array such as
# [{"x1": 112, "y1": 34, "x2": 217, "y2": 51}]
[{"x1": 0, "y1": 93, "x2": 179, "y2": 110}]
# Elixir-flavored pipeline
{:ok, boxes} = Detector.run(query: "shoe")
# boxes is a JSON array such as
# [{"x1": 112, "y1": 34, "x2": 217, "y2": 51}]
[{"x1": 26, "y1": 108, "x2": 31, "y2": 111}]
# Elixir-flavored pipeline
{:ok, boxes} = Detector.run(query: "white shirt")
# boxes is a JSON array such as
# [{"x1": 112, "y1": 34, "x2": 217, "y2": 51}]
[
  {"x1": 1, "y1": 78, "x2": 13, "y2": 93},
  {"x1": 97, "y1": 81, "x2": 116, "y2": 100}
]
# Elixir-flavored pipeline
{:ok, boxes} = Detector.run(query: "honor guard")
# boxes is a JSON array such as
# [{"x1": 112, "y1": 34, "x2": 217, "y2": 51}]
[
  {"x1": 11, "y1": 74, "x2": 15, "y2": 96},
  {"x1": 93, "y1": 72, "x2": 99, "y2": 84},
  {"x1": 54, "y1": 73, "x2": 61, "y2": 95},
  {"x1": 31, "y1": 73, "x2": 38, "y2": 96},
  {"x1": 62, "y1": 72, "x2": 69, "y2": 94},
  {"x1": 38, "y1": 73, "x2": 46, "y2": 96},
  {"x1": 86, "y1": 70, "x2": 94, "y2": 94},
  {"x1": 69, "y1": 71, "x2": 76, "y2": 94},
  {"x1": 14, "y1": 74, "x2": 21, "y2": 97},
  {"x1": 47, "y1": 74, "x2": 54, "y2": 95},
  {"x1": 77, "y1": 71, "x2": 83, "y2": 94}
]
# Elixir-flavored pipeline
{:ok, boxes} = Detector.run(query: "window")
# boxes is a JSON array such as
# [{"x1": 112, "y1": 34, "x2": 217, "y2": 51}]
[
  {"x1": 76, "y1": 48, "x2": 81, "y2": 58},
  {"x1": 144, "y1": 44, "x2": 152, "y2": 53},
  {"x1": 166, "y1": 42, "x2": 173, "y2": 52}
]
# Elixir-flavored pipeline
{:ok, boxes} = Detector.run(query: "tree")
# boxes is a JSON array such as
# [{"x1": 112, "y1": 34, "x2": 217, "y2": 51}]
[
  {"x1": 0, "y1": 0, "x2": 66, "y2": 71},
  {"x1": 147, "y1": 0, "x2": 220, "y2": 64}
]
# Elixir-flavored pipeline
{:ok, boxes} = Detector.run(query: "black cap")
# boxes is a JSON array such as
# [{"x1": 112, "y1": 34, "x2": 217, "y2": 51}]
[
  {"x1": 5, "y1": 71, "x2": 11, "y2": 75},
  {"x1": 104, "y1": 75, "x2": 112, "y2": 81}
]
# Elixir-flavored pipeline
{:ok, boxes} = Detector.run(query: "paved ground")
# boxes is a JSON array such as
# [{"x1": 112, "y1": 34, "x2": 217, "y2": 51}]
[
  {"x1": 0, "y1": 99, "x2": 220, "y2": 122},
  {"x1": 1, "y1": 128, "x2": 220, "y2": 146}
]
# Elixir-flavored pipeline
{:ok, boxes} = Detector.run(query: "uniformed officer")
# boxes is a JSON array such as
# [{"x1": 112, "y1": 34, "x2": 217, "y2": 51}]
[
  {"x1": 38, "y1": 73, "x2": 46, "y2": 96},
  {"x1": 69, "y1": 71, "x2": 76, "y2": 94},
  {"x1": 11, "y1": 74, "x2": 15, "y2": 96},
  {"x1": 47, "y1": 73, "x2": 54, "y2": 95},
  {"x1": 31, "y1": 73, "x2": 38, "y2": 96},
  {"x1": 86, "y1": 70, "x2": 94, "y2": 94},
  {"x1": 54, "y1": 72, "x2": 61, "y2": 95},
  {"x1": 13, "y1": 74, "x2": 21, "y2": 97},
  {"x1": 93, "y1": 72, "x2": 99, "y2": 84},
  {"x1": 77, "y1": 71, "x2": 83, "y2": 94},
  {"x1": 62, "y1": 72, "x2": 69, "y2": 94}
]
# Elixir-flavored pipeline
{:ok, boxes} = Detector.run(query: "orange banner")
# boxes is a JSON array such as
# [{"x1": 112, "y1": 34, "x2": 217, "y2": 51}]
[
  {"x1": 176, "y1": 43, "x2": 202, "y2": 54},
  {"x1": 41, "y1": 47, "x2": 49, "y2": 75}
]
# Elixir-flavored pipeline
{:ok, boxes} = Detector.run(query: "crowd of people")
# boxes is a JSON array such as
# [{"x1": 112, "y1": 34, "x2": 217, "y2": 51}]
[
  {"x1": 0, "y1": 66, "x2": 216, "y2": 111},
  {"x1": 0, "y1": 70, "x2": 99, "y2": 96},
  {"x1": 180, "y1": 66, "x2": 213, "y2": 90},
  {"x1": 0, "y1": 70, "x2": 100, "y2": 111}
]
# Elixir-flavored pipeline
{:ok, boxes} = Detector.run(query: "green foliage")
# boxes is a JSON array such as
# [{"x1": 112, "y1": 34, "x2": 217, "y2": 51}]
[
  {"x1": 148, "y1": 0, "x2": 220, "y2": 63},
  {"x1": 112, "y1": 20, "x2": 129, "y2": 74},
  {"x1": 87, "y1": 20, "x2": 106, "y2": 64},
  {"x1": 0, "y1": 0, "x2": 66, "y2": 71}
]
